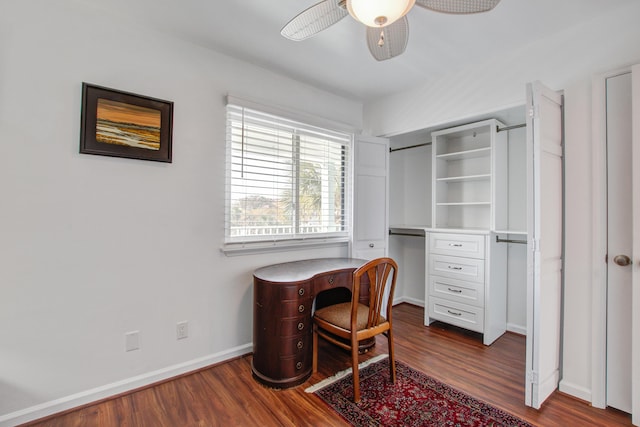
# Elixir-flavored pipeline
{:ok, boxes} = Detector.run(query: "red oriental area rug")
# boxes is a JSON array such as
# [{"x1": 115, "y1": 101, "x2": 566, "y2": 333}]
[{"x1": 308, "y1": 356, "x2": 533, "y2": 427}]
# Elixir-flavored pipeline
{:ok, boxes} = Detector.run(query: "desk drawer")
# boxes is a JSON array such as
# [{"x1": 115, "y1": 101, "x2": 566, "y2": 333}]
[
  {"x1": 429, "y1": 254, "x2": 485, "y2": 283},
  {"x1": 280, "y1": 300, "x2": 312, "y2": 317},
  {"x1": 280, "y1": 283, "x2": 312, "y2": 301},
  {"x1": 279, "y1": 335, "x2": 311, "y2": 356},
  {"x1": 428, "y1": 297, "x2": 484, "y2": 333},
  {"x1": 278, "y1": 353, "x2": 309, "y2": 378},
  {"x1": 429, "y1": 275, "x2": 484, "y2": 308},
  {"x1": 279, "y1": 317, "x2": 311, "y2": 337},
  {"x1": 429, "y1": 233, "x2": 485, "y2": 259},
  {"x1": 312, "y1": 271, "x2": 351, "y2": 293}
]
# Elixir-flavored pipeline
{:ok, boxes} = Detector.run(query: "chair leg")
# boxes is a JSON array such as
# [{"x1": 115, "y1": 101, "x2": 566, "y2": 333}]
[
  {"x1": 312, "y1": 324, "x2": 318, "y2": 373},
  {"x1": 387, "y1": 329, "x2": 396, "y2": 384},
  {"x1": 351, "y1": 338, "x2": 360, "y2": 403}
]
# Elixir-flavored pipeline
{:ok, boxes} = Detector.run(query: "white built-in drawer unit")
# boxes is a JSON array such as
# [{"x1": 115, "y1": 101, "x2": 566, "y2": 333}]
[
  {"x1": 425, "y1": 231, "x2": 505, "y2": 344},
  {"x1": 425, "y1": 118, "x2": 510, "y2": 345}
]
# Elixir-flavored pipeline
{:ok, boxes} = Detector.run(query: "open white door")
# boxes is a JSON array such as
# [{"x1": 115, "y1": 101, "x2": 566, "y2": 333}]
[
  {"x1": 632, "y1": 64, "x2": 640, "y2": 426},
  {"x1": 352, "y1": 135, "x2": 389, "y2": 260},
  {"x1": 525, "y1": 81, "x2": 564, "y2": 409}
]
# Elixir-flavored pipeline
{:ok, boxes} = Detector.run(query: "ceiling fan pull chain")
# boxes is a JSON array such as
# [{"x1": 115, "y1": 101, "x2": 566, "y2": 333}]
[{"x1": 378, "y1": 29, "x2": 385, "y2": 47}]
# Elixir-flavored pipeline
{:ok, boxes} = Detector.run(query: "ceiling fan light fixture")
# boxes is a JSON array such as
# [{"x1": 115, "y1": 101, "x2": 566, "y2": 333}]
[{"x1": 346, "y1": 0, "x2": 416, "y2": 27}]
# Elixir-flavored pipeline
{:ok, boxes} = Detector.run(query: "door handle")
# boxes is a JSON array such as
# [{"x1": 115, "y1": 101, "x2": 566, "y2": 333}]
[{"x1": 613, "y1": 254, "x2": 632, "y2": 266}]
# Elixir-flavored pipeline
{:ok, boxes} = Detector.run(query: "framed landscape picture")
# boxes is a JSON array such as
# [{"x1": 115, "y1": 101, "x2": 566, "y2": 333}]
[{"x1": 80, "y1": 83, "x2": 173, "y2": 162}]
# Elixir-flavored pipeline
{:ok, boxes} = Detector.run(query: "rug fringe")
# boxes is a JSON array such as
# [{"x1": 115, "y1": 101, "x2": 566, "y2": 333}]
[{"x1": 304, "y1": 354, "x2": 389, "y2": 393}]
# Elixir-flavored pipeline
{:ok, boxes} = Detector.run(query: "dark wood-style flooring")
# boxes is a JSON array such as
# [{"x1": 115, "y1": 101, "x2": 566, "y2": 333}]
[{"x1": 24, "y1": 304, "x2": 631, "y2": 426}]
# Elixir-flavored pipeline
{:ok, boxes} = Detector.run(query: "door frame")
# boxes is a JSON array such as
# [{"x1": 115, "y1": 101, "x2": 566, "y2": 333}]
[{"x1": 590, "y1": 66, "x2": 632, "y2": 409}]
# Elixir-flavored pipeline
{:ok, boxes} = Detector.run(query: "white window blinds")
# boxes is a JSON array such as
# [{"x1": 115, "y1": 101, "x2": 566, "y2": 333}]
[{"x1": 225, "y1": 103, "x2": 352, "y2": 248}]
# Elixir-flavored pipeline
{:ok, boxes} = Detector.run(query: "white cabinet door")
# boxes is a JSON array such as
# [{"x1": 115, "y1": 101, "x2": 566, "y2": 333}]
[
  {"x1": 524, "y1": 81, "x2": 564, "y2": 409},
  {"x1": 352, "y1": 136, "x2": 389, "y2": 260}
]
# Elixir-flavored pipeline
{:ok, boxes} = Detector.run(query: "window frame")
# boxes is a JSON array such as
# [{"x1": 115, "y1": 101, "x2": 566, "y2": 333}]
[{"x1": 222, "y1": 100, "x2": 354, "y2": 255}]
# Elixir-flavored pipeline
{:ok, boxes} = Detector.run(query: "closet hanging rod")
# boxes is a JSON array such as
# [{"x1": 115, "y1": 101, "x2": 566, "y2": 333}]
[
  {"x1": 390, "y1": 123, "x2": 526, "y2": 153},
  {"x1": 495, "y1": 236, "x2": 527, "y2": 245},
  {"x1": 497, "y1": 123, "x2": 526, "y2": 133},
  {"x1": 390, "y1": 142, "x2": 431, "y2": 153}
]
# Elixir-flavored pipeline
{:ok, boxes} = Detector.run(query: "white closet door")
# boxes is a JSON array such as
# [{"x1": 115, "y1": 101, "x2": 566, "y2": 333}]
[
  {"x1": 632, "y1": 64, "x2": 640, "y2": 426},
  {"x1": 606, "y1": 71, "x2": 633, "y2": 415},
  {"x1": 524, "y1": 81, "x2": 564, "y2": 409},
  {"x1": 352, "y1": 135, "x2": 389, "y2": 260}
]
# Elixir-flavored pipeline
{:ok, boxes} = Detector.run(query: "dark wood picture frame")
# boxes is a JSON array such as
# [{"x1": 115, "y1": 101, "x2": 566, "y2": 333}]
[{"x1": 80, "y1": 83, "x2": 173, "y2": 162}]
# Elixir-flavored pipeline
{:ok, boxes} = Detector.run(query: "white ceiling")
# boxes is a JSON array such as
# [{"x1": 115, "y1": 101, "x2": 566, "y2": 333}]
[{"x1": 99, "y1": 0, "x2": 633, "y2": 102}]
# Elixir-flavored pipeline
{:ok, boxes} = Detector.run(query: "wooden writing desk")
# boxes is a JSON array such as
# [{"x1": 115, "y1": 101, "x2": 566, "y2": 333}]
[{"x1": 252, "y1": 258, "x2": 368, "y2": 389}]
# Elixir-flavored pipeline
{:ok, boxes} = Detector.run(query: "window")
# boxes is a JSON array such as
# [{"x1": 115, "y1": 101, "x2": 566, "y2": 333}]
[{"x1": 224, "y1": 103, "x2": 352, "y2": 251}]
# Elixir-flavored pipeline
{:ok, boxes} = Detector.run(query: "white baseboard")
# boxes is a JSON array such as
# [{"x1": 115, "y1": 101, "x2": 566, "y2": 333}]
[
  {"x1": 0, "y1": 343, "x2": 253, "y2": 427},
  {"x1": 558, "y1": 379, "x2": 592, "y2": 403},
  {"x1": 393, "y1": 296, "x2": 424, "y2": 307},
  {"x1": 506, "y1": 323, "x2": 527, "y2": 336}
]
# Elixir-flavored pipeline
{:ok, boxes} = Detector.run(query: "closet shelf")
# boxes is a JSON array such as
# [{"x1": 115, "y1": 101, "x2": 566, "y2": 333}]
[
  {"x1": 437, "y1": 174, "x2": 491, "y2": 183},
  {"x1": 436, "y1": 201, "x2": 491, "y2": 206},
  {"x1": 435, "y1": 147, "x2": 491, "y2": 161}
]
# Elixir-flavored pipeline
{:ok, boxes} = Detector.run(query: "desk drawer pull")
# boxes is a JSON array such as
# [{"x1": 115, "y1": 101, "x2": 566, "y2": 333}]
[
  {"x1": 296, "y1": 362, "x2": 303, "y2": 370},
  {"x1": 447, "y1": 309, "x2": 462, "y2": 316},
  {"x1": 328, "y1": 276, "x2": 334, "y2": 285},
  {"x1": 447, "y1": 266, "x2": 463, "y2": 270},
  {"x1": 298, "y1": 288, "x2": 305, "y2": 296},
  {"x1": 298, "y1": 304, "x2": 305, "y2": 313},
  {"x1": 297, "y1": 322, "x2": 304, "y2": 331},
  {"x1": 447, "y1": 288, "x2": 463, "y2": 293},
  {"x1": 297, "y1": 340, "x2": 303, "y2": 350},
  {"x1": 449, "y1": 243, "x2": 463, "y2": 247}
]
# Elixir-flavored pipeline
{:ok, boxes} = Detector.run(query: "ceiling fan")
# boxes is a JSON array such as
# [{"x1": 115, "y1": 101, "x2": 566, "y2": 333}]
[{"x1": 281, "y1": 0, "x2": 501, "y2": 61}]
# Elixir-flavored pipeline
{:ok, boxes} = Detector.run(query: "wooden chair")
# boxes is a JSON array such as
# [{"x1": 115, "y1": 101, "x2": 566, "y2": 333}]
[{"x1": 312, "y1": 257, "x2": 398, "y2": 403}]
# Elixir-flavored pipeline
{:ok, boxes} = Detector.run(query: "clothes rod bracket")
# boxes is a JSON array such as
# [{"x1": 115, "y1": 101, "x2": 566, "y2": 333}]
[
  {"x1": 495, "y1": 236, "x2": 527, "y2": 245},
  {"x1": 497, "y1": 123, "x2": 526, "y2": 133}
]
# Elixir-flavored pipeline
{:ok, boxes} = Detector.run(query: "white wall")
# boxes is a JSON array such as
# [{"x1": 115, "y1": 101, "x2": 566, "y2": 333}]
[
  {"x1": 365, "y1": 0, "x2": 640, "y2": 404},
  {"x1": 0, "y1": 1, "x2": 362, "y2": 424}
]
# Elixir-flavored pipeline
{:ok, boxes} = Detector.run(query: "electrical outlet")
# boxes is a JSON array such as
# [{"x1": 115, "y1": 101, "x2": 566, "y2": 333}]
[
  {"x1": 176, "y1": 321, "x2": 188, "y2": 340},
  {"x1": 125, "y1": 331, "x2": 140, "y2": 352}
]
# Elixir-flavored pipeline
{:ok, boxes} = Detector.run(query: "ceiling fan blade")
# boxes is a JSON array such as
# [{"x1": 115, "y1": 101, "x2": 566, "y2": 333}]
[
  {"x1": 281, "y1": 0, "x2": 349, "y2": 41},
  {"x1": 366, "y1": 16, "x2": 409, "y2": 62},
  {"x1": 415, "y1": 0, "x2": 501, "y2": 14}
]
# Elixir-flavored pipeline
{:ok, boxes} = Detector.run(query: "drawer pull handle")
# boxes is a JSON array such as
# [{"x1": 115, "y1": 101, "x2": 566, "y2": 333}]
[
  {"x1": 447, "y1": 288, "x2": 463, "y2": 293},
  {"x1": 369, "y1": 243, "x2": 375, "y2": 248},
  {"x1": 297, "y1": 340, "x2": 304, "y2": 350},
  {"x1": 296, "y1": 362, "x2": 303, "y2": 370},
  {"x1": 449, "y1": 243, "x2": 463, "y2": 247},
  {"x1": 298, "y1": 304, "x2": 305, "y2": 313},
  {"x1": 447, "y1": 266, "x2": 463, "y2": 270},
  {"x1": 447, "y1": 310, "x2": 462, "y2": 316},
  {"x1": 298, "y1": 288, "x2": 305, "y2": 296},
  {"x1": 328, "y1": 276, "x2": 334, "y2": 285},
  {"x1": 297, "y1": 322, "x2": 304, "y2": 330}
]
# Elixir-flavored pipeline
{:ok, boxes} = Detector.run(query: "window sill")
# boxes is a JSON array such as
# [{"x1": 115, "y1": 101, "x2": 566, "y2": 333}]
[{"x1": 221, "y1": 237, "x2": 350, "y2": 256}]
